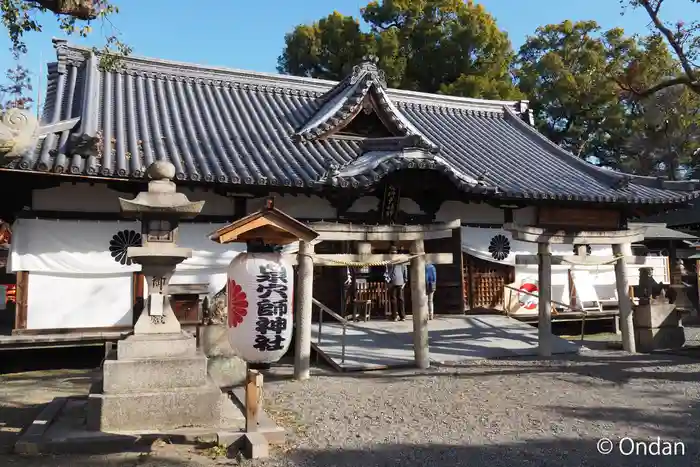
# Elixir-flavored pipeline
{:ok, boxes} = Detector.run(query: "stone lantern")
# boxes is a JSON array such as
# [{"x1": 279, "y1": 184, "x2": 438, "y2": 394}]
[
  {"x1": 118, "y1": 161, "x2": 204, "y2": 334},
  {"x1": 86, "y1": 161, "x2": 229, "y2": 433}
]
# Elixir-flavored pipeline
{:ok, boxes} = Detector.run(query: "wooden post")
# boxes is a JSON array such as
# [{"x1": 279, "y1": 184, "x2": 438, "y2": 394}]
[
  {"x1": 537, "y1": 243, "x2": 552, "y2": 357},
  {"x1": 245, "y1": 368, "x2": 263, "y2": 433},
  {"x1": 14, "y1": 271, "x2": 28, "y2": 331},
  {"x1": 575, "y1": 244, "x2": 588, "y2": 257},
  {"x1": 613, "y1": 243, "x2": 636, "y2": 353},
  {"x1": 409, "y1": 238, "x2": 429, "y2": 369},
  {"x1": 294, "y1": 241, "x2": 314, "y2": 380},
  {"x1": 696, "y1": 258, "x2": 700, "y2": 317}
]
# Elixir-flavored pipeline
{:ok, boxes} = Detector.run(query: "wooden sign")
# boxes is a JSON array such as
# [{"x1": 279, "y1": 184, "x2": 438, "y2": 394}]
[{"x1": 537, "y1": 207, "x2": 621, "y2": 230}]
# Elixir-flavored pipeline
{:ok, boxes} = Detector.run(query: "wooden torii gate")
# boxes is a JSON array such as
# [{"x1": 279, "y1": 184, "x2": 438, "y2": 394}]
[
  {"x1": 293, "y1": 220, "x2": 459, "y2": 380},
  {"x1": 504, "y1": 223, "x2": 645, "y2": 356}
]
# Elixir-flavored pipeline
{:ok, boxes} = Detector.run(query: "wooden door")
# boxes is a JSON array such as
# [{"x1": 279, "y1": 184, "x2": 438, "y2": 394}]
[{"x1": 463, "y1": 254, "x2": 514, "y2": 312}]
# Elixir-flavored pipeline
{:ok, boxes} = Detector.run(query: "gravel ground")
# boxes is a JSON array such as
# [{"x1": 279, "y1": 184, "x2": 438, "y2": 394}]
[{"x1": 2, "y1": 348, "x2": 700, "y2": 466}]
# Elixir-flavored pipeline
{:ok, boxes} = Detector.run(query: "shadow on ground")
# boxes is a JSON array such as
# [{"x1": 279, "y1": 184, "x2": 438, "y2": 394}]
[
  {"x1": 262, "y1": 351, "x2": 700, "y2": 386},
  {"x1": 288, "y1": 438, "x2": 697, "y2": 467},
  {"x1": 0, "y1": 403, "x2": 45, "y2": 454}
]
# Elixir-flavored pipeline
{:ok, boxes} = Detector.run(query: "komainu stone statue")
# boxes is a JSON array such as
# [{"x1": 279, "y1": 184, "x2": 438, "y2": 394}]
[
  {"x1": 203, "y1": 286, "x2": 228, "y2": 326},
  {"x1": 0, "y1": 108, "x2": 39, "y2": 159}
]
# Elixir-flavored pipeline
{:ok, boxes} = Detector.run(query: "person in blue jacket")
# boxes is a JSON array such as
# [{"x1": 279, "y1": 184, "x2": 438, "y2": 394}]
[{"x1": 425, "y1": 263, "x2": 437, "y2": 320}]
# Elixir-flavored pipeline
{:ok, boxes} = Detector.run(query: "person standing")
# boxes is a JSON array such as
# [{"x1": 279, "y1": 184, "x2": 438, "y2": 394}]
[
  {"x1": 385, "y1": 246, "x2": 408, "y2": 321},
  {"x1": 425, "y1": 263, "x2": 437, "y2": 320}
]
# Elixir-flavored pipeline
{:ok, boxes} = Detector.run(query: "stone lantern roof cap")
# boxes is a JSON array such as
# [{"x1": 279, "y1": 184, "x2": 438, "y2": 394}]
[{"x1": 118, "y1": 161, "x2": 205, "y2": 218}]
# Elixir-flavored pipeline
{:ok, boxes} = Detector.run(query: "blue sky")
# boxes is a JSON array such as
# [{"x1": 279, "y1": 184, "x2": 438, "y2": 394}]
[{"x1": 0, "y1": 0, "x2": 693, "y2": 102}]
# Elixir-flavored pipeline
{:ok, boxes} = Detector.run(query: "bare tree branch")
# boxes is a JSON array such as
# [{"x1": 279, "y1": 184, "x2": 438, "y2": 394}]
[{"x1": 631, "y1": 0, "x2": 700, "y2": 96}]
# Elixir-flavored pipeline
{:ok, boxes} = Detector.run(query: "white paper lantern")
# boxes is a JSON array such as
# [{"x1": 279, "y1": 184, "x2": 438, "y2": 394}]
[{"x1": 226, "y1": 252, "x2": 294, "y2": 363}]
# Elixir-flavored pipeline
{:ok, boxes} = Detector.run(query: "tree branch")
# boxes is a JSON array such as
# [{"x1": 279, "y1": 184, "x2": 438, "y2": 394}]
[
  {"x1": 639, "y1": 0, "x2": 697, "y2": 82},
  {"x1": 28, "y1": 0, "x2": 99, "y2": 20},
  {"x1": 618, "y1": 74, "x2": 700, "y2": 98}
]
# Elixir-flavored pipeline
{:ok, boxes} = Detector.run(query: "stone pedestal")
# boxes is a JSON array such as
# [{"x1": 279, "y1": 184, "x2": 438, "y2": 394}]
[
  {"x1": 633, "y1": 303, "x2": 685, "y2": 352},
  {"x1": 87, "y1": 332, "x2": 223, "y2": 432},
  {"x1": 200, "y1": 325, "x2": 247, "y2": 388}
]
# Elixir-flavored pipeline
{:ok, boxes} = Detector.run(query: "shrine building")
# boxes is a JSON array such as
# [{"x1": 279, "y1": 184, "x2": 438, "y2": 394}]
[{"x1": 0, "y1": 39, "x2": 696, "y2": 350}]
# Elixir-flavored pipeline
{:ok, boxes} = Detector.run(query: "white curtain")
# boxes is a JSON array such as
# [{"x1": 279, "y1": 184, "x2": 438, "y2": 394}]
[
  {"x1": 10, "y1": 219, "x2": 244, "y2": 276},
  {"x1": 9, "y1": 219, "x2": 247, "y2": 329}
]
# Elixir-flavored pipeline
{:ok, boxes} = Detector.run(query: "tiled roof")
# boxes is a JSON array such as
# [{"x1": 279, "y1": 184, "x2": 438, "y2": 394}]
[{"x1": 3, "y1": 39, "x2": 699, "y2": 205}]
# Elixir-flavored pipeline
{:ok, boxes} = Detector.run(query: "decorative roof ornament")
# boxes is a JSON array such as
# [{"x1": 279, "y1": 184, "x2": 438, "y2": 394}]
[
  {"x1": 351, "y1": 55, "x2": 387, "y2": 88},
  {"x1": 292, "y1": 56, "x2": 438, "y2": 153},
  {"x1": 0, "y1": 108, "x2": 80, "y2": 160}
]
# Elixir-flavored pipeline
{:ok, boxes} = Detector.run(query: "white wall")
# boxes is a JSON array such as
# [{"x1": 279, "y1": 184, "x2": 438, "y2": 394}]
[
  {"x1": 248, "y1": 195, "x2": 337, "y2": 219},
  {"x1": 32, "y1": 183, "x2": 123, "y2": 212},
  {"x1": 32, "y1": 183, "x2": 530, "y2": 226},
  {"x1": 435, "y1": 201, "x2": 504, "y2": 224},
  {"x1": 32, "y1": 183, "x2": 236, "y2": 216},
  {"x1": 347, "y1": 197, "x2": 379, "y2": 212}
]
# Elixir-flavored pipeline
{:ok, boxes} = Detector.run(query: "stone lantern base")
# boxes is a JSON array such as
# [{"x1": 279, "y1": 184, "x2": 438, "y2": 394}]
[
  {"x1": 633, "y1": 302, "x2": 685, "y2": 353},
  {"x1": 87, "y1": 332, "x2": 225, "y2": 432}
]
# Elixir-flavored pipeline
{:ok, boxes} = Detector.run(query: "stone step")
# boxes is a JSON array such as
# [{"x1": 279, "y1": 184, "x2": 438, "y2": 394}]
[
  {"x1": 102, "y1": 353, "x2": 208, "y2": 394},
  {"x1": 87, "y1": 379, "x2": 222, "y2": 432},
  {"x1": 117, "y1": 332, "x2": 196, "y2": 360}
]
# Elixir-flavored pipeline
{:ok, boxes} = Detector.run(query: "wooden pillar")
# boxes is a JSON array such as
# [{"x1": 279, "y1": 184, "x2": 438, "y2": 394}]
[
  {"x1": 294, "y1": 241, "x2": 314, "y2": 380},
  {"x1": 613, "y1": 243, "x2": 636, "y2": 353},
  {"x1": 575, "y1": 244, "x2": 587, "y2": 257},
  {"x1": 14, "y1": 271, "x2": 28, "y2": 331},
  {"x1": 357, "y1": 242, "x2": 372, "y2": 255},
  {"x1": 537, "y1": 243, "x2": 552, "y2": 357},
  {"x1": 409, "y1": 238, "x2": 429, "y2": 369}
]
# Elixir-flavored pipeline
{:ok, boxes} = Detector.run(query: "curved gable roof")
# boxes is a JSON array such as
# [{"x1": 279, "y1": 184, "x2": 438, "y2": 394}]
[{"x1": 1, "y1": 39, "x2": 698, "y2": 206}]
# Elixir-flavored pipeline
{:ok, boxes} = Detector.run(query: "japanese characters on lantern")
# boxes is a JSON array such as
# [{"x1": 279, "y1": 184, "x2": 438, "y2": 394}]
[
  {"x1": 226, "y1": 253, "x2": 293, "y2": 363},
  {"x1": 253, "y1": 263, "x2": 289, "y2": 352}
]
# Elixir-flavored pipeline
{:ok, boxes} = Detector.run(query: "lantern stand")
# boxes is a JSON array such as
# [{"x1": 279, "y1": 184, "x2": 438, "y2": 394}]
[{"x1": 209, "y1": 198, "x2": 319, "y2": 458}]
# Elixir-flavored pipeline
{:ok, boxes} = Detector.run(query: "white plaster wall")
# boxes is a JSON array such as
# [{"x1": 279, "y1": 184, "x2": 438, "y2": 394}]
[
  {"x1": 435, "y1": 201, "x2": 504, "y2": 224},
  {"x1": 183, "y1": 189, "x2": 236, "y2": 216},
  {"x1": 398, "y1": 197, "x2": 424, "y2": 214},
  {"x1": 348, "y1": 197, "x2": 379, "y2": 212},
  {"x1": 32, "y1": 183, "x2": 235, "y2": 216},
  {"x1": 248, "y1": 195, "x2": 336, "y2": 219},
  {"x1": 32, "y1": 183, "x2": 122, "y2": 212}
]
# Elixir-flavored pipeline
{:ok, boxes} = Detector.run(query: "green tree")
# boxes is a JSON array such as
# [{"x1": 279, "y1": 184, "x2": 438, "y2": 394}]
[
  {"x1": 517, "y1": 21, "x2": 698, "y2": 179},
  {"x1": 620, "y1": 0, "x2": 700, "y2": 96},
  {"x1": 278, "y1": 0, "x2": 522, "y2": 99},
  {"x1": 277, "y1": 12, "x2": 376, "y2": 81},
  {"x1": 1, "y1": 0, "x2": 128, "y2": 67},
  {"x1": 516, "y1": 20, "x2": 637, "y2": 156}
]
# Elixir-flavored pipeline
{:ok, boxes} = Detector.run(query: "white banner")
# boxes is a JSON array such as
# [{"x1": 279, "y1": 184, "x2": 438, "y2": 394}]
[
  {"x1": 10, "y1": 219, "x2": 244, "y2": 276},
  {"x1": 460, "y1": 226, "x2": 612, "y2": 265}
]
